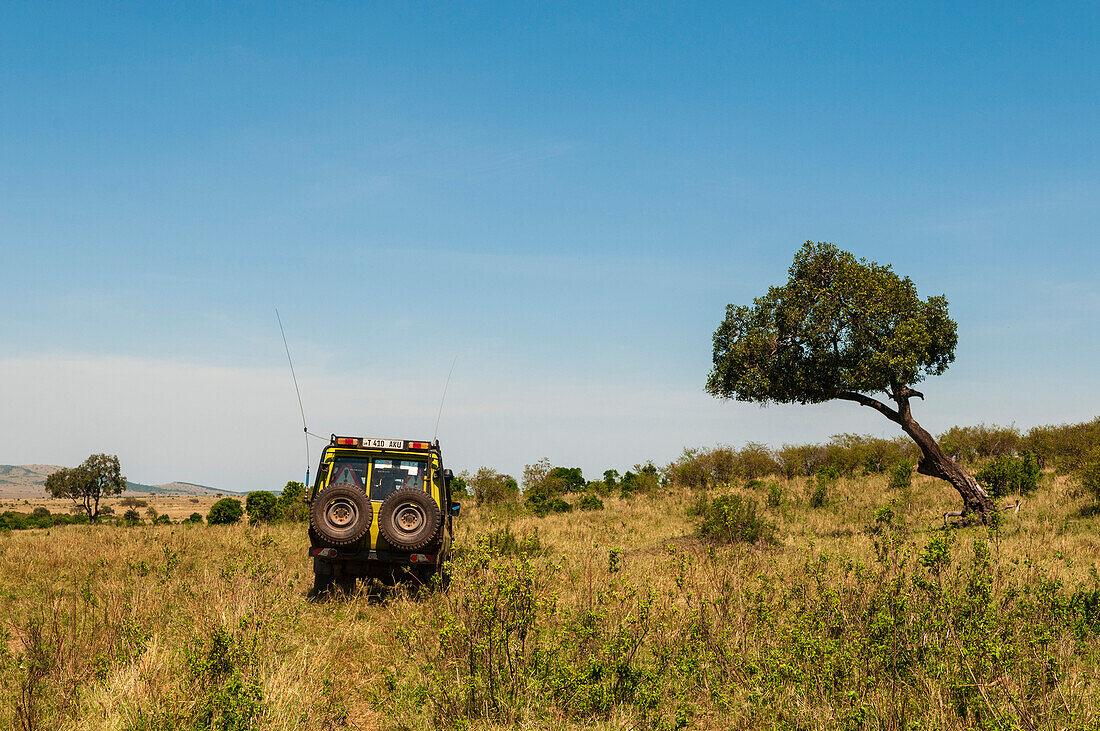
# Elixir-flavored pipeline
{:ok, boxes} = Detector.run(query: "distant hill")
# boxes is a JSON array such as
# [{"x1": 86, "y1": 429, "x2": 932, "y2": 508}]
[{"x1": 0, "y1": 465, "x2": 239, "y2": 499}]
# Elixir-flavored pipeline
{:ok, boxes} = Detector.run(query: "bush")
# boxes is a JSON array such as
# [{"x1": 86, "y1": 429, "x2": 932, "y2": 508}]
[
  {"x1": 938, "y1": 424, "x2": 1021, "y2": 464},
  {"x1": 1078, "y1": 449, "x2": 1100, "y2": 504},
  {"x1": 549, "y1": 467, "x2": 586, "y2": 492},
  {"x1": 766, "y1": 482, "x2": 783, "y2": 508},
  {"x1": 245, "y1": 491, "x2": 278, "y2": 524},
  {"x1": 277, "y1": 481, "x2": 308, "y2": 521},
  {"x1": 152, "y1": 514, "x2": 171, "y2": 525},
  {"x1": 185, "y1": 512, "x2": 204, "y2": 524},
  {"x1": 889, "y1": 462, "x2": 913, "y2": 489},
  {"x1": 695, "y1": 494, "x2": 774, "y2": 544},
  {"x1": 207, "y1": 498, "x2": 244, "y2": 526},
  {"x1": 975, "y1": 452, "x2": 1041, "y2": 498},
  {"x1": 469, "y1": 467, "x2": 520, "y2": 506},
  {"x1": 809, "y1": 466, "x2": 838, "y2": 508},
  {"x1": 577, "y1": 494, "x2": 604, "y2": 511}
]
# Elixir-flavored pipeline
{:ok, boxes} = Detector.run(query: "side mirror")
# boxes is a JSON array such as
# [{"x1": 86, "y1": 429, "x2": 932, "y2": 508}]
[{"x1": 449, "y1": 503, "x2": 461, "y2": 517}]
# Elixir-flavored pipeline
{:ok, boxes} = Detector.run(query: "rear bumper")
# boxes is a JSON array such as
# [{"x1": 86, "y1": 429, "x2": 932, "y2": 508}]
[{"x1": 309, "y1": 547, "x2": 438, "y2": 565}]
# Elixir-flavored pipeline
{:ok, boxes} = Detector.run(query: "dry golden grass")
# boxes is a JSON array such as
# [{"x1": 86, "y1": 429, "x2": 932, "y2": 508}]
[{"x1": 1, "y1": 472, "x2": 1099, "y2": 730}]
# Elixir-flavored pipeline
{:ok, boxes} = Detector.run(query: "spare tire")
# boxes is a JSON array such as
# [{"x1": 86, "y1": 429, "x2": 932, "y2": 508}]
[
  {"x1": 378, "y1": 487, "x2": 441, "y2": 551},
  {"x1": 310, "y1": 483, "x2": 372, "y2": 545}
]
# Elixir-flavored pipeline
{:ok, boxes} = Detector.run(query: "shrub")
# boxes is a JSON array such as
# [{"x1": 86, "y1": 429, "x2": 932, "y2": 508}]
[
  {"x1": 523, "y1": 458, "x2": 566, "y2": 511},
  {"x1": 938, "y1": 424, "x2": 1021, "y2": 464},
  {"x1": 277, "y1": 481, "x2": 308, "y2": 521},
  {"x1": 185, "y1": 512, "x2": 204, "y2": 524},
  {"x1": 577, "y1": 494, "x2": 604, "y2": 511},
  {"x1": 245, "y1": 491, "x2": 278, "y2": 524},
  {"x1": 889, "y1": 462, "x2": 913, "y2": 489},
  {"x1": 449, "y1": 473, "x2": 469, "y2": 501},
  {"x1": 775, "y1": 443, "x2": 823, "y2": 479},
  {"x1": 549, "y1": 466, "x2": 586, "y2": 492},
  {"x1": 766, "y1": 482, "x2": 783, "y2": 508},
  {"x1": 469, "y1": 467, "x2": 520, "y2": 506},
  {"x1": 529, "y1": 497, "x2": 572, "y2": 517},
  {"x1": 810, "y1": 466, "x2": 838, "y2": 508},
  {"x1": 975, "y1": 452, "x2": 1041, "y2": 498},
  {"x1": 207, "y1": 498, "x2": 244, "y2": 526},
  {"x1": 809, "y1": 483, "x2": 828, "y2": 509},
  {"x1": 695, "y1": 494, "x2": 774, "y2": 544},
  {"x1": 122, "y1": 508, "x2": 142, "y2": 525},
  {"x1": 1078, "y1": 449, "x2": 1100, "y2": 504}
]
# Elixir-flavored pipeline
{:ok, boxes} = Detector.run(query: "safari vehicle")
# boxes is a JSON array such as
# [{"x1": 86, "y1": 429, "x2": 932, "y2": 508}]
[{"x1": 307, "y1": 435, "x2": 459, "y2": 594}]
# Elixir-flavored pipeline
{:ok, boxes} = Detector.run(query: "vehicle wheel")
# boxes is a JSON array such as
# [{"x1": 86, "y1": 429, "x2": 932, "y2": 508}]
[
  {"x1": 377, "y1": 488, "x2": 441, "y2": 551},
  {"x1": 310, "y1": 483, "x2": 372, "y2": 545},
  {"x1": 312, "y1": 571, "x2": 334, "y2": 595}
]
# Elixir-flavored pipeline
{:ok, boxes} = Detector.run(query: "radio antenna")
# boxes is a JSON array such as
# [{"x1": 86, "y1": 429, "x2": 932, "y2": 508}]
[
  {"x1": 276, "y1": 308, "x2": 311, "y2": 487},
  {"x1": 433, "y1": 355, "x2": 457, "y2": 443}
]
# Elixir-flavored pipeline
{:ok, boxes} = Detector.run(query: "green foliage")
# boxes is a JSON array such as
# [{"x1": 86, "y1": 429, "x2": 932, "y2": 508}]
[
  {"x1": 707, "y1": 241, "x2": 957, "y2": 405},
  {"x1": 122, "y1": 508, "x2": 142, "y2": 525},
  {"x1": 976, "y1": 452, "x2": 1041, "y2": 498},
  {"x1": 809, "y1": 466, "x2": 839, "y2": 509},
  {"x1": 549, "y1": 466, "x2": 586, "y2": 492},
  {"x1": 523, "y1": 458, "x2": 581, "y2": 515},
  {"x1": 185, "y1": 622, "x2": 265, "y2": 731},
  {"x1": 207, "y1": 498, "x2": 243, "y2": 526},
  {"x1": 577, "y1": 494, "x2": 605, "y2": 511},
  {"x1": 766, "y1": 482, "x2": 783, "y2": 508},
  {"x1": 244, "y1": 491, "x2": 278, "y2": 524},
  {"x1": 1078, "y1": 448, "x2": 1100, "y2": 504},
  {"x1": 619, "y1": 462, "x2": 662, "y2": 498},
  {"x1": 694, "y1": 494, "x2": 774, "y2": 544},
  {"x1": 44, "y1": 453, "x2": 126, "y2": 523},
  {"x1": 889, "y1": 461, "x2": 913, "y2": 489},
  {"x1": 276, "y1": 481, "x2": 308, "y2": 522},
  {"x1": 1022, "y1": 417, "x2": 1100, "y2": 471},
  {"x1": 185, "y1": 512, "x2": 204, "y2": 524},
  {"x1": 152, "y1": 514, "x2": 171, "y2": 526},
  {"x1": 0, "y1": 510, "x2": 89, "y2": 531},
  {"x1": 938, "y1": 423, "x2": 1021, "y2": 463},
  {"x1": 469, "y1": 467, "x2": 520, "y2": 506},
  {"x1": 448, "y1": 473, "x2": 469, "y2": 500}
]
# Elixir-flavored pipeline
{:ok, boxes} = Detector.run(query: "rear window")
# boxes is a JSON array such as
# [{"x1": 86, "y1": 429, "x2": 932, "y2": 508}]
[
  {"x1": 370, "y1": 459, "x2": 429, "y2": 502},
  {"x1": 328, "y1": 458, "x2": 369, "y2": 489}
]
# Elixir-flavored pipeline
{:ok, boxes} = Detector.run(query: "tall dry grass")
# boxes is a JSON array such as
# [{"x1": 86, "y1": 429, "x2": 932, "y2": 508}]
[{"x1": 1, "y1": 471, "x2": 1099, "y2": 730}]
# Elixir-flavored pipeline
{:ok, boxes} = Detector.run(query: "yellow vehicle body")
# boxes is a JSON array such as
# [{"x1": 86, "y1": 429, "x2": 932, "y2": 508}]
[{"x1": 307, "y1": 436, "x2": 457, "y2": 592}]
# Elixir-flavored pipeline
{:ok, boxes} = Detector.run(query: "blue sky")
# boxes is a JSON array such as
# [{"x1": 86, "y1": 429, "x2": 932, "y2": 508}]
[{"x1": 2, "y1": 2, "x2": 1098, "y2": 491}]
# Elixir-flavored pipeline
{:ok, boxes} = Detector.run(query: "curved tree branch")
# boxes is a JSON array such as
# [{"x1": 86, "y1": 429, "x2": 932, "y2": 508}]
[{"x1": 835, "y1": 391, "x2": 900, "y2": 423}]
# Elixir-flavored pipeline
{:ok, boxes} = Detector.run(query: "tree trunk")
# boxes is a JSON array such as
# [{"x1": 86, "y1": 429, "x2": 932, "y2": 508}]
[
  {"x1": 837, "y1": 388, "x2": 995, "y2": 524},
  {"x1": 896, "y1": 412, "x2": 994, "y2": 524}
]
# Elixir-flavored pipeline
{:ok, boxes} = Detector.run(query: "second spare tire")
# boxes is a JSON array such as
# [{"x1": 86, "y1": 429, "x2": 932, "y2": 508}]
[{"x1": 378, "y1": 487, "x2": 441, "y2": 551}]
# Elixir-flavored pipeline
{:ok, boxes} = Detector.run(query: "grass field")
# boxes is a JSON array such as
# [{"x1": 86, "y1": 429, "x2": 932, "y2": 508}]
[{"x1": 2, "y1": 472, "x2": 1100, "y2": 730}]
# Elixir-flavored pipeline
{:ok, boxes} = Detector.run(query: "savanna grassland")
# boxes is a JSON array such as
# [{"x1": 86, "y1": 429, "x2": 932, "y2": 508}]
[{"x1": 2, "y1": 468, "x2": 1100, "y2": 731}]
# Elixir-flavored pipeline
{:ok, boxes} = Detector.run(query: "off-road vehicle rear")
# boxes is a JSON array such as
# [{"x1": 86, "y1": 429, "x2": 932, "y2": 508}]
[{"x1": 307, "y1": 435, "x2": 459, "y2": 593}]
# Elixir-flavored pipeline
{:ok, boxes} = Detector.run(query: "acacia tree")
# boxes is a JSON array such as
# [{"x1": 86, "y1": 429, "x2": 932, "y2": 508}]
[
  {"x1": 45, "y1": 453, "x2": 126, "y2": 524},
  {"x1": 706, "y1": 242, "x2": 995, "y2": 523}
]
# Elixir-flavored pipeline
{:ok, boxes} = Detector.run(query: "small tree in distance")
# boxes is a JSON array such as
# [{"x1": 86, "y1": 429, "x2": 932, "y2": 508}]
[
  {"x1": 207, "y1": 498, "x2": 243, "y2": 525},
  {"x1": 245, "y1": 491, "x2": 278, "y2": 524},
  {"x1": 707, "y1": 242, "x2": 995, "y2": 523},
  {"x1": 45, "y1": 453, "x2": 126, "y2": 524}
]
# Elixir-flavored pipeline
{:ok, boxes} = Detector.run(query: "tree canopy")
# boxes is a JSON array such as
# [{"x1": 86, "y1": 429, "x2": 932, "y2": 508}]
[
  {"x1": 706, "y1": 241, "x2": 957, "y2": 405},
  {"x1": 44, "y1": 453, "x2": 126, "y2": 523}
]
